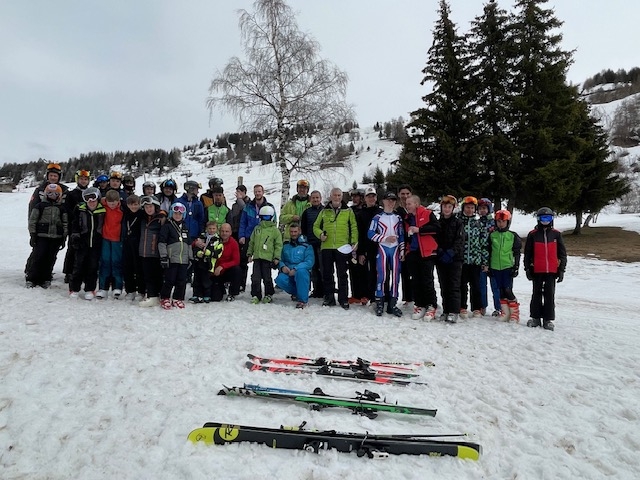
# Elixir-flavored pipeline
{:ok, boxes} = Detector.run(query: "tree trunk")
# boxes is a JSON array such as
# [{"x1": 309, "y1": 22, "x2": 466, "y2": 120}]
[
  {"x1": 572, "y1": 210, "x2": 583, "y2": 235},
  {"x1": 280, "y1": 156, "x2": 290, "y2": 208}
]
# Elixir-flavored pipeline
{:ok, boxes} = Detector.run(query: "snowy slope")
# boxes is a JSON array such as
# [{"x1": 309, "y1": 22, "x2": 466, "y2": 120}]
[{"x1": 2, "y1": 187, "x2": 640, "y2": 478}]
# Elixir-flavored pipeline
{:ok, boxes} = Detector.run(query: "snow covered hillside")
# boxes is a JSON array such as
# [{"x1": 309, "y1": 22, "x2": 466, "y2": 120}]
[{"x1": 2, "y1": 183, "x2": 640, "y2": 478}]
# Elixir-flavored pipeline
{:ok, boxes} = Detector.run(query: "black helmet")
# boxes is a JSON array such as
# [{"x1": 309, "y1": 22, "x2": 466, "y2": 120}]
[
  {"x1": 184, "y1": 180, "x2": 200, "y2": 192},
  {"x1": 536, "y1": 207, "x2": 554, "y2": 217},
  {"x1": 160, "y1": 179, "x2": 177, "y2": 190},
  {"x1": 208, "y1": 177, "x2": 223, "y2": 188}
]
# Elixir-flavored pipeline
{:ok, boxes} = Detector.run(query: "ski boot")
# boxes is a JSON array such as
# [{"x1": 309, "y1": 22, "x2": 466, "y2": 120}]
[
  {"x1": 499, "y1": 299, "x2": 510, "y2": 321},
  {"x1": 508, "y1": 301, "x2": 520, "y2": 322},
  {"x1": 527, "y1": 317, "x2": 541, "y2": 328},
  {"x1": 388, "y1": 299, "x2": 403, "y2": 317},
  {"x1": 445, "y1": 313, "x2": 458, "y2": 324},
  {"x1": 543, "y1": 320, "x2": 555, "y2": 331},
  {"x1": 375, "y1": 298, "x2": 384, "y2": 317}
]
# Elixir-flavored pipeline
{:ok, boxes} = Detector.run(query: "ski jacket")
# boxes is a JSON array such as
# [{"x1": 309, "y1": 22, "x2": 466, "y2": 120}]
[
  {"x1": 176, "y1": 194, "x2": 206, "y2": 241},
  {"x1": 239, "y1": 197, "x2": 276, "y2": 240},
  {"x1": 356, "y1": 205, "x2": 382, "y2": 255},
  {"x1": 206, "y1": 203, "x2": 231, "y2": 226},
  {"x1": 279, "y1": 235, "x2": 315, "y2": 272},
  {"x1": 300, "y1": 204, "x2": 324, "y2": 244},
  {"x1": 192, "y1": 232, "x2": 223, "y2": 271},
  {"x1": 216, "y1": 236, "x2": 241, "y2": 272},
  {"x1": 157, "y1": 193, "x2": 178, "y2": 217},
  {"x1": 29, "y1": 200, "x2": 68, "y2": 239},
  {"x1": 404, "y1": 206, "x2": 439, "y2": 258},
  {"x1": 64, "y1": 186, "x2": 88, "y2": 218},
  {"x1": 158, "y1": 218, "x2": 192, "y2": 265},
  {"x1": 312, "y1": 202, "x2": 359, "y2": 250},
  {"x1": 488, "y1": 228, "x2": 522, "y2": 271},
  {"x1": 101, "y1": 200, "x2": 124, "y2": 242},
  {"x1": 436, "y1": 215, "x2": 464, "y2": 264},
  {"x1": 200, "y1": 191, "x2": 215, "y2": 210},
  {"x1": 247, "y1": 220, "x2": 283, "y2": 262},
  {"x1": 524, "y1": 225, "x2": 567, "y2": 274},
  {"x1": 139, "y1": 213, "x2": 164, "y2": 258},
  {"x1": 459, "y1": 213, "x2": 489, "y2": 266},
  {"x1": 479, "y1": 214, "x2": 495, "y2": 233},
  {"x1": 280, "y1": 195, "x2": 311, "y2": 240},
  {"x1": 72, "y1": 202, "x2": 105, "y2": 249}
]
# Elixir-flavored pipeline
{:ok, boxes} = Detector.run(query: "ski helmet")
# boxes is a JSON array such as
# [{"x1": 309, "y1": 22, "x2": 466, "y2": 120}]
[
  {"x1": 494, "y1": 209, "x2": 512, "y2": 222},
  {"x1": 46, "y1": 163, "x2": 62, "y2": 175},
  {"x1": 140, "y1": 195, "x2": 160, "y2": 207},
  {"x1": 478, "y1": 198, "x2": 493, "y2": 213},
  {"x1": 160, "y1": 179, "x2": 177, "y2": 191},
  {"x1": 537, "y1": 207, "x2": 555, "y2": 225},
  {"x1": 208, "y1": 177, "x2": 223, "y2": 188},
  {"x1": 82, "y1": 187, "x2": 101, "y2": 202},
  {"x1": 170, "y1": 202, "x2": 186, "y2": 215},
  {"x1": 440, "y1": 195, "x2": 458, "y2": 207},
  {"x1": 109, "y1": 171, "x2": 123, "y2": 180},
  {"x1": 259, "y1": 205, "x2": 275, "y2": 221},
  {"x1": 75, "y1": 169, "x2": 91, "y2": 182},
  {"x1": 142, "y1": 180, "x2": 156, "y2": 192},
  {"x1": 462, "y1": 196, "x2": 478, "y2": 206},
  {"x1": 45, "y1": 183, "x2": 62, "y2": 200},
  {"x1": 184, "y1": 180, "x2": 200, "y2": 192},
  {"x1": 96, "y1": 174, "x2": 109, "y2": 183}
]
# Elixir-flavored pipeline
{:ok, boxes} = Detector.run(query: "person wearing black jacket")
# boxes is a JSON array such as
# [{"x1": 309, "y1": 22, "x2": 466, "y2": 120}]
[
  {"x1": 62, "y1": 169, "x2": 91, "y2": 283},
  {"x1": 300, "y1": 190, "x2": 324, "y2": 298},
  {"x1": 353, "y1": 187, "x2": 382, "y2": 304},
  {"x1": 435, "y1": 195, "x2": 464, "y2": 323}
]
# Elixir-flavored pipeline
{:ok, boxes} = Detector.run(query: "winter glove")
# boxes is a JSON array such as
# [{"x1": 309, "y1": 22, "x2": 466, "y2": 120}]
[
  {"x1": 29, "y1": 234, "x2": 36, "y2": 247},
  {"x1": 556, "y1": 271, "x2": 564, "y2": 283},
  {"x1": 70, "y1": 233, "x2": 81, "y2": 249},
  {"x1": 160, "y1": 257, "x2": 170, "y2": 269},
  {"x1": 525, "y1": 269, "x2": 533, "y2": 281},
  {"x1": 512, "y1": 266, "x2": 519, "y2": 278}
]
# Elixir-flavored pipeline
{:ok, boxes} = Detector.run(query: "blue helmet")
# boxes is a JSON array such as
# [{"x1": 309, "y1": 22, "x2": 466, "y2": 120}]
[{"x1": 96, "y1": 174, "x2": 109, "y2": 183}]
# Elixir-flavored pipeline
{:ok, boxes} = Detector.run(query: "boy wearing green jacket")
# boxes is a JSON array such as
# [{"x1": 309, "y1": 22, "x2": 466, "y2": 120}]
[{"x1": 247, "y1": 205, "x2": 282, "y2": 304}]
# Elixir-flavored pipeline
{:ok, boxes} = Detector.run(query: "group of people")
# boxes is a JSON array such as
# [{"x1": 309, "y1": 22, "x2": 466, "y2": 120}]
[{"x1": 25, "y1": 163, "x2": 567, "y2": 329}]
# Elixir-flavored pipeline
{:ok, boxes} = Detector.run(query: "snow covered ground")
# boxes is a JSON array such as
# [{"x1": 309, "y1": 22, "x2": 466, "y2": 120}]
[{"x1": 2, "y1": 187, "x2": 640, "y2": 480}]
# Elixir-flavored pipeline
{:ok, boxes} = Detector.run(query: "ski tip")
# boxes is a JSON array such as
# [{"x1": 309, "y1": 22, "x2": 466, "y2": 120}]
[
  {"x1": 188, "y1": 427, "x2": 214, "y2": 444},
  {"x1": 457, "y1": 445, "x2": 481, "y2": 461}
]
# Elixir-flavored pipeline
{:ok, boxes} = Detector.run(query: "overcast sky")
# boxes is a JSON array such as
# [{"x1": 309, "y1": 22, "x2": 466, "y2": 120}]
[{"x1": 0, "y1": 0, "x2": 637, "y2": 165}]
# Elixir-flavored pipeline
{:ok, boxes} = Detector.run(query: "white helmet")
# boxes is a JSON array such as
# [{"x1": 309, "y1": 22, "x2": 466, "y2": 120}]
[{"x1": 259, "y1": 205, "x2": 275, "y2": 219}]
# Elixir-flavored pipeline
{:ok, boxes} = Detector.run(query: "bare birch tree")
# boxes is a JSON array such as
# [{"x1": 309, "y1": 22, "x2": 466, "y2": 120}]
[{"x1": 207, "y1": 0, "x2": 353, "y2": 205}]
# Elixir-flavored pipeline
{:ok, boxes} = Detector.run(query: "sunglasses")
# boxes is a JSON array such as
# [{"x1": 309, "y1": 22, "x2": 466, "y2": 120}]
[
  {"x1": 539, "y1": 214, "x2": 553, "y2": 223},
  {"x1": 171, "y1": 204, "x2": 186, "y2": 214}
]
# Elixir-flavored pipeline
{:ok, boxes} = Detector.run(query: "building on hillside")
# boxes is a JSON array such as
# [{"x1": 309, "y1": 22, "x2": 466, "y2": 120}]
[{"x1": 0, "y1": 178, "x2": 16, "y2": 192}]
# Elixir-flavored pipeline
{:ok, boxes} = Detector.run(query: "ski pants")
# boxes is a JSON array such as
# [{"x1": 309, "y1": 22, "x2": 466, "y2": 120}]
[
  {"x1": 321, "y1": 249, "x2": 350, "y2": 304},
  {"x1": 123, "y1": 238, "x2": 143, "y2": 295},
  {"x1": 276, "y1": 267, "x2": 311, "y2": 303},
  {"x1": 211, "y1": 265, "x2": 242, "y2": 301},
  {"x1": 490, "y1": 269, "x2": 516, "y2": 301},
  {"x1": 140, "y1": 257, "x2": 163, "y2": 298},
  {"x1": 460, "y1": 264, "x2": 482, "y2": 311},
  {"x1": 310, "y1": 242, "x2": 324, "y2": 297},
  {"x1": 251, "y1": 259, "x2": 275, "y2": 300},
  {"x1": 530, "y1": 273, "x2": 557, "y2": 321},
  {"x1": 26, "y1": 237, "x2": 63, "y2": 285},
  {"x1": 406, "y1": 251, "x2": 437, "y2": 309},
  {"x1": 349, "y1": 258, "x2": 368, "y2": 299},
  {"x1": 436, "y1": 260, "x2": 462, "y2": 315},
  {"x1": 98, "y1": 240, "x2": 123, "y2": 290},
  {"x1": 480, "y1": 269, "x2": 501, "y2": 311},
  {"x1": 160, "y1": 263, "x2": 188, "y2": 301},
  {"x1": 375, "y1": 244, "x2": 401, "y2": 299},
  {"x1": 70, "y1": 245, "x2": 101, "y2": 293},
  {"x1": 192, "y1": 261, "x2": 213, "y2": 298},
  {"x1": 239, "y1": 241, "x2": 250, "y2": 291}
]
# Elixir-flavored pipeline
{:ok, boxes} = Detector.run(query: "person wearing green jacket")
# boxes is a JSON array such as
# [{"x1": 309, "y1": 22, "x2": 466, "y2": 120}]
[
  {"x1": 206, "y1": 186, "x2": 231, "y2": 226},
  {"x1": 279, "y1": 179, "x2": 311, "y2": 240},
  {"x1": 313, "y1": 188, "x2": 358, "y2": 309},
  {"x1": 247, "y1": 205, "x2": 283, "y2": 304}
]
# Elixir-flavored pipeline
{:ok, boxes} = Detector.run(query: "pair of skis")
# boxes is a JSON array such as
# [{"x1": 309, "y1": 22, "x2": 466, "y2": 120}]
[
  {"x1": 245, "y1": 354, "x2": 431, "y2": 386},
  {"x1": 219, "y1": 384, "x2": 437, "y2": 419},
  {"x1": 188, "y1": 422, "x2": 481, "y2": 460}
]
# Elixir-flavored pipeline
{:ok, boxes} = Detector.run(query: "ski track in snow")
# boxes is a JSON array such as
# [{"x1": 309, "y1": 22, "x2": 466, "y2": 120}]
[{"x1": 1, "y1": 191, "x2": 640, "y2": 479}]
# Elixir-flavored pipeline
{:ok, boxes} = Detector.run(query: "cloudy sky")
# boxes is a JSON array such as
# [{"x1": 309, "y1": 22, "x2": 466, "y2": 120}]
[{"x1": 0, "y1": 0, "x2": 636, "y2": 165}]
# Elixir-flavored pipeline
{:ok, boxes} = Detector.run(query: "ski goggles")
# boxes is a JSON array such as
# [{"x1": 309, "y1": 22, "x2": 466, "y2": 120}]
[
  {"x1": 170, "y1": 203, "x2": 187, "y2": 214},
  {"x1": 76, "y1": 169, "x2": 91, "y2": 178},
  {"x1": 440, "y1": 195, "x2": 457, "y2": 207},
  {"x1": 110, "y1": 172, "x2": 123, "y2": 180},
  {"x1": 462, "y1": 196, "x2": 478, "y2": 206},
  {"x1": 140, "y1": 195, "x2": 160, "y2": 207},
  {"x1": 83, "y1": 192, "x2": 99, "y2": 202},
  {"x1": 539, "y1": 214, "x2": 553, "y2": 223}
]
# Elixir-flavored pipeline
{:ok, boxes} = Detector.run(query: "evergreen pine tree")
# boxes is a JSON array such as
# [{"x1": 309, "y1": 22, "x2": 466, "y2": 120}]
[
  {"x1": 396, "y1": 0, "x2": 478, "y2": 201},
  {"x1": 467, "y1": 0, "x2": 518, "y2": 208}
]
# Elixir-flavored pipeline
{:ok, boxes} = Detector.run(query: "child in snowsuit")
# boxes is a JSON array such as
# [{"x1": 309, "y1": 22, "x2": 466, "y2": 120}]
[
  {"x1": 158, "y1": 202, "x2": 193, "y2": 309},
  {"x1": 26, "y1": 184, "x2": 68, "y2": 288},
  {"x1": 478, "y1": 198, "x2": 501, "y2": 316},
  {"x1": 368, "y1": 192, "x2": 405, "y2": 317},
  {"x1": 190, "y1": 221, "x2": 223, "y2": 303},
  {"x1": 247, "y1": 205, "x2": 282, "y2": 304},
  {"x1": 524, "y1": 207, "x2": 567, "y2": 331},
  {"x1": 69, "y1": 187, "x2": 105, "y2": 299},
  {"x1": 487, "y1": 210, "x2": 522, "y2": 321},
  {"x1": 435, "y1": 195, "x2": 464, "y2": 323},
  {"x1": 122, "y1": 194, "x2": 145, "y2": 300}
]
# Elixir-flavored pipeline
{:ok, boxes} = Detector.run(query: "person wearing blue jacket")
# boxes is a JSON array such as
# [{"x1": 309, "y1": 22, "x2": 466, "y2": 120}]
[
  {"x1": 176, "y1": 180, "x2": 205, "y2": 243},
  {"x1": 275, "y1": 224, "x2": 315, "y2": 309}
]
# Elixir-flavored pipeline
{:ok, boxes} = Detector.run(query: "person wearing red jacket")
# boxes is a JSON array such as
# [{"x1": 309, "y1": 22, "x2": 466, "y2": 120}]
[
  {"x1": 404, "y1": 195, "x2": 440, "y2": 320},
  {"x1": 523, "y1": 207, "x2": 567, "y2": 331},
  {"x1": 211, "y1": 223, "x2": 242, "y2": 302}
]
